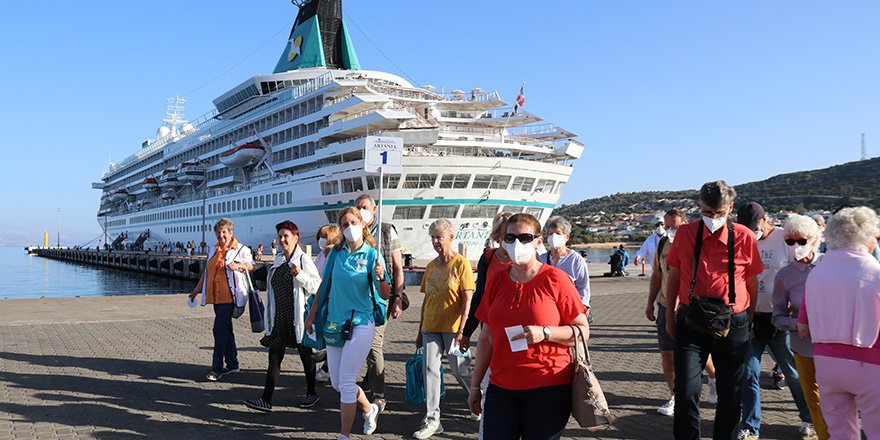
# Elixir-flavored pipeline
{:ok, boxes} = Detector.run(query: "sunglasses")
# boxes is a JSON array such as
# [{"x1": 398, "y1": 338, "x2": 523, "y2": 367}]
[
  {"x1": 785, "y1": 238, "x2": 808, "y2": 246},
  {"x1": 503, "y1": 233, "x2": 539, "y2": 244}
]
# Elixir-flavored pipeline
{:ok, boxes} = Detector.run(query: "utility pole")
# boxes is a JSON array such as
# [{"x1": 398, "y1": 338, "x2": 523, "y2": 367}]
[
  {"x1": 861, "y1": 133, "x2": 867, "y2": 161},
  {"x1": 56, "y1": 207, "x2": 61, "y2": 247}
]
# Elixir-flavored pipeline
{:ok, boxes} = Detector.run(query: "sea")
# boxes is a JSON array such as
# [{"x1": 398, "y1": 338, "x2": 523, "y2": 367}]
[{"x1": 2, "y1": 246, "x2": 193, "y2": 300}]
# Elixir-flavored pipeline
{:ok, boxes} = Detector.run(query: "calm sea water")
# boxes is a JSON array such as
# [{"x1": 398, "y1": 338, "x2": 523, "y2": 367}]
[{"x1": 2, "y1": 247, "x2": 194, "y2": 300}]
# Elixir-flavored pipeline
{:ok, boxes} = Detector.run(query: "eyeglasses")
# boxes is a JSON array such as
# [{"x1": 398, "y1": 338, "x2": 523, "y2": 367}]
[
  {"x1": 785, "y1": 238, "x2": 808, "y2": 246},
  {"x1": 503, "y1": 233, "x2": 539, "y2": 244}
]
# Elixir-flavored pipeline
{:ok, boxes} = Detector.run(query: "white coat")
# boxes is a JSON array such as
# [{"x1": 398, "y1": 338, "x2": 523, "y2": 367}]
[
  {"x1": 200, "y1": 243, "x2": 254, "y2": 307},
  {"x1": 263, "y1": 246, "x2": 322, "y2": 343}
]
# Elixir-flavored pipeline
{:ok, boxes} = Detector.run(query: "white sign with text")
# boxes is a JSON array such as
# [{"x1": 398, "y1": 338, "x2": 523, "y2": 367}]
[{"x1": 364, "y1": 136, "x2": 403, "y2": 174}]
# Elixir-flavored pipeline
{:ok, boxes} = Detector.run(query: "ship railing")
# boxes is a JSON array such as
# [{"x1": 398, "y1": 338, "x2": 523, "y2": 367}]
[
  {"x1": 106, "y1": 72, "x2": 336, "y2": 177},
  {"x1": 440, "y1": 90, "x2": 502, "y2": 103},
  {"x1": 506, "y1": 123, "x2": 565, "y2": 137},
  {"x1": 364, "y1": 81, "x2": 445, "y2": 102}
]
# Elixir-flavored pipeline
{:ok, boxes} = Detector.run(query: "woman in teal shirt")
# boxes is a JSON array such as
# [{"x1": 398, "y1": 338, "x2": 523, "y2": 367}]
[{"x1": 305, "y1": 206, "x2": 390, "y2": 440}]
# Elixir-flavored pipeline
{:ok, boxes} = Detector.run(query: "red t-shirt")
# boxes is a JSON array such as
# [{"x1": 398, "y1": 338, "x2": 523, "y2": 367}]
[
  {"x1": 666, "y1": 220, "x2": 763, "y2": 314},
  {"x1": 475, "y1": 263, "x2": 586, "y2": 390}
]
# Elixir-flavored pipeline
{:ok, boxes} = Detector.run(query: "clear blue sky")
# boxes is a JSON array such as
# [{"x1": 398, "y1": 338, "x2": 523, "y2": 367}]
[{"x1": 1, "y1": 1, "x2": 878, "y2": 245}]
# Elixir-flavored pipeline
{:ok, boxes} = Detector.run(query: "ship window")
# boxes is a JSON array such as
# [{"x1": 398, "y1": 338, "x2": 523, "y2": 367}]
[
  {"x1": 237, "y1": 200, "x2": 242, "y2": 211},
  {"x1": 439, "y1": 174, "x2": 470, "y2": 189},
  {"x1": 273, "y1": 194, "x2": 278, "y2": 206},
  {"x1": 324, "y1": 209, "x2": 341, "y2": 224},
  {"x1": 472, "y1": 175, "x2": 511, "y2": 190},
  {"x1": 461, "y1": 204, "x2": 500, "y2": 218},
  {"x1": 403, "y1": 174, "x2": 437, "y2": 189},
  {"x1": 428, "y1": 205, "x2": 459, "y2": 219},
  {"x1": 286, "y1": 192, "x2": 292, "y2": 204},
  {"x1": 534, "y1": 179, "x2": 555, "y2": 193},
  {"x1": 510, "y1": 177, "x2": 535, "y2": 192},
  {"x1": 392, "y1": 206, "x2": 426, "y2": 220},
  {"x1": 555, "y1": 183, "x2": 564, "y2": 194},
  {"x1": 526, "y1": 207, "x2": 544, "y2": 219},
  {"x1": 260, "y1": 196, "x2": 265, "y2": 208},
  {"x1": 251, "y1": 197, "x2": 257, "y2": 209},
  {"x1": 208, "y1": 205, "x2": 212, "y2": 215},
  {"x1": 321, "y1": 181, "x2": 339, "y2": 196},
  {"x1": 500, "y1": 205, "x2": 525, "y2": 214},
  {"x1": 341, "y1": 177, "x2": 364, "y2": 193}
]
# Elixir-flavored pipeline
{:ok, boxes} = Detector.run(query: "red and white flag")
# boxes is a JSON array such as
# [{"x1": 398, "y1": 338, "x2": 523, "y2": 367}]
[{"x1": 513, "y1": 82, "x2": 526, "y2": 114}]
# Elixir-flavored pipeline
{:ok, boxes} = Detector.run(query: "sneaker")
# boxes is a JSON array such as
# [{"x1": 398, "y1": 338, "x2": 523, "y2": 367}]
[
  {"x1": 413, "y1": 420, "x2": 444, "y2": 439},
  {"x1": 773, "y1": 370, "x2": 787, "y2": 390},
  {"x1": 223, "y1": 366, "x2": 240, "y2": 375},
  {"x1": 799, "y1": 422, "x2": 816, "y2": 438},
  {"x1": 206, "y1": 371, "x2": 222, "y2": 381},
  {"x1": 737, "y1": 428, "x2": 759, "y2": 440},
  {"x1": 362, "y1": 403, "x2": 379, "y2": 435},
  {"x1": 373, "y1": 397, "x2": 386, "y2": 413},
  {"x1": 299, "y1": 394, "x2": 320, "y2": 408},
  {"x1": 707, "y1": 379, "x2": 718, "y2": 405},
  {"x1": 243, "y1": 397, "x2": 272, "y2": 413},
  {"x1": 657, "y1": 396, "x2": 675, "y2": 416},
  {"x1": 316, "y1": 369, "x2": 330, "y2": 383}
]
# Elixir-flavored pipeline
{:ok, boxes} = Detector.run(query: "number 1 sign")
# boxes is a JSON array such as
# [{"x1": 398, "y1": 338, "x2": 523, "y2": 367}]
[{"x1": 364, "y1": 136, "x2": 403, "y2": 174}]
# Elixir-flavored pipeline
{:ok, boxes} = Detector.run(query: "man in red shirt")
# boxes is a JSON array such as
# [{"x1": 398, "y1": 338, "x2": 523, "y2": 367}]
[{"x1": 664, "y1": 180, "x2": 762, "y2": 440}]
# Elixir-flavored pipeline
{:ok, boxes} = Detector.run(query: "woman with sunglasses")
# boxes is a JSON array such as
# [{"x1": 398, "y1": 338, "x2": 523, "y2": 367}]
[
  {"x1": 797, "y1": 207, "x2": 880, "y2": 439},
  {"x1": 467, "y1": 213, "x2": 589, "y2": 439},
  {"x1": 771, "y1": 215, "x2": 827, "y2": 439}
]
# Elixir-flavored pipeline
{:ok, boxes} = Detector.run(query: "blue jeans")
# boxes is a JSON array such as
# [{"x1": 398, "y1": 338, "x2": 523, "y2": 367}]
[
  {"x1": 212, "y1": 303, "x2": 239, "y2": 373},
  {"x1": 674, "y1": 308, "x2": 750, "y2": 440},
  {"x1": 740, "y1": 323, "x2": 811, "y2": 435}
]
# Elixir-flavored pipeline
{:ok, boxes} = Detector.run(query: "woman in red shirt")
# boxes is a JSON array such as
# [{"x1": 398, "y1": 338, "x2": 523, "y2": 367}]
[{"x1": 468, "y1": 213, "x2": 589, "y2": 439}]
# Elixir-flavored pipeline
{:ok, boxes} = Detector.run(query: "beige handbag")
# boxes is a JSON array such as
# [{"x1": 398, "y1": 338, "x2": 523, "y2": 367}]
[{"x1": 568, "y1": 324, "x2": 613, "y2": 431}]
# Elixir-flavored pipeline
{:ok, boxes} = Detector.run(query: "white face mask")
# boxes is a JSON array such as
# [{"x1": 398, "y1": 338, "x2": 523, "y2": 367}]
[
  {"x1": 318, "y1": 238, "x2": 328, "y2": 249},
  {"x1": 655, "y1": 226, "x2": 666, "y2": 236},
  {"x1": 547, "y1": 233, "x2": 566, "y2": 250},
  {"x1": 666, "y1": 228, "x2": 677, "y2": 243},
  {"x1": 504, "y1": 240, "x2": 535, "y2": 265},
  {"x1": 793, "y1": 244, "x2": 811, "y2": 261},
  {"x1": 702, "y1": 216, "x2": 726, "y2": 233},
  {"x1": 359, "y1": 209, "x2": 373, "y2": 226},
  {"x1": 343, "y1": 225, "x2": 362, "y2": 243},
  {"x1": 754, "y1": 229, "x2": 764, "y2": 241}
]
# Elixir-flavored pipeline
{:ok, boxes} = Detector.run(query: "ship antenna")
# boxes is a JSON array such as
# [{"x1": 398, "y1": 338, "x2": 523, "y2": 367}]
[{"x1": 164, "y1": 95, "x2": 189, "y2": 137}]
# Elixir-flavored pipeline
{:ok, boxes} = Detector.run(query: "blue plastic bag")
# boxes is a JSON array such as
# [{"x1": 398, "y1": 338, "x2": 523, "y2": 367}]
[
  {"x1": 301, "y1": 294, "x2": 326, "y2": 350},
  {"x1": 405, "y1": 348, "x2": 446, "y2": 405}
]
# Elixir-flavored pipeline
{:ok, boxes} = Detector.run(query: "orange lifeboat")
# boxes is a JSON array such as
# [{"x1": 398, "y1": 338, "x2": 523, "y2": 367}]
[{"x1": 218, "y1": 142, "x2": 265, "y2": 168}]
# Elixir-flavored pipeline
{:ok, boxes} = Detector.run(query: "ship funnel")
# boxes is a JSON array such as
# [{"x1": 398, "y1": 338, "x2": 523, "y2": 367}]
[{"x1": 274, "y1": 0, "x2": 360, "y2": 73}]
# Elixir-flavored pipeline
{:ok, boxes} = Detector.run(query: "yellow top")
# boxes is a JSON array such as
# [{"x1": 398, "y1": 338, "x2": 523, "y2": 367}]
[{"x1": 420, "y1": 253, "x2": 476, "y2": 333}]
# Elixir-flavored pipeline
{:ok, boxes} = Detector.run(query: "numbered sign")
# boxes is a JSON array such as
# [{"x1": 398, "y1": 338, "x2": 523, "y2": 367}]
[{"x1": 364, "y1": 136, "x2": 403, "y2": 174}]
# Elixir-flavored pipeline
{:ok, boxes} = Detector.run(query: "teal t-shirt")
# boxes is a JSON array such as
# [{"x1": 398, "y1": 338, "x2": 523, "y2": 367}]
[{"x1": 324, "y1": 242, "x2": 390, "y2": 327}]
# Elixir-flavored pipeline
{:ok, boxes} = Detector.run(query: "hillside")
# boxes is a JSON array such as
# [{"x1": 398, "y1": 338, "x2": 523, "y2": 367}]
[{"x1": 556, "y1": 157, "x2": 880, "y2": 217}]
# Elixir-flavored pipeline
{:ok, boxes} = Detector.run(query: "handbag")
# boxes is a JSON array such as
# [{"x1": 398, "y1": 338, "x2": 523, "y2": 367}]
[
  {"x1": 367, "y1": 270, "x2": 388, "y2": 327},
  {"x1": 684, "y1": 221, "x2": 736, "y2": 338},
  {"x1": 569, "y1": 325, "x2": 613, "y2": 431},
  {"x1": 244, "y1": 273, "x2": 265, "y2": 333},
  {"x1": 302, "y1": 293, "x2": 327, "y2": 350},
  {"x1": 405, "y1": 348, "x2": 446, "y2": 405},
  {"x1": 227, "y1": 245, "x2": 248, "y2": 319}
]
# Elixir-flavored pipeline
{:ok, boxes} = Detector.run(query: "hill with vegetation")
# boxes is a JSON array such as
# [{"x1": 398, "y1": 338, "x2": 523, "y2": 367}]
[{"x1": 556, "y1": 157, "x2": 880, "y2": 217}]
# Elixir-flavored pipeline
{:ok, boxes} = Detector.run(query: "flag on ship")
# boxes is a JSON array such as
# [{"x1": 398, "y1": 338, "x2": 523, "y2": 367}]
[{"x1": 513, "y1": 82, "x2": 526, "y2": 114}]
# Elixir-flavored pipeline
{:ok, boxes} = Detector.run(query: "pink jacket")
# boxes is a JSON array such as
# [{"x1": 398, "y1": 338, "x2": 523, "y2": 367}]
[{"x1": 802, "y1": 248, "x2": 880, "y2": 348}]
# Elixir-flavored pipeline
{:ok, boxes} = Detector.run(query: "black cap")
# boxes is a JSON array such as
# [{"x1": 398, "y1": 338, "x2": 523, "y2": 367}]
[{"x1": 736, "y1": 202, "x2": 765, "y2": 231}]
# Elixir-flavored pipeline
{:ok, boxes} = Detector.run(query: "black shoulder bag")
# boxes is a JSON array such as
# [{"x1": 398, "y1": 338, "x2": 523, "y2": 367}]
[{"x1": 684, "y1": 222, "x2": 736, "y2": 338}]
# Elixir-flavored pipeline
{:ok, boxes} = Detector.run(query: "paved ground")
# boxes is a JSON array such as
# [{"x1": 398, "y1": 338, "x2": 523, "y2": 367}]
[{"x1": 0, "y1": 275, "x2": 809, "y2": 439}]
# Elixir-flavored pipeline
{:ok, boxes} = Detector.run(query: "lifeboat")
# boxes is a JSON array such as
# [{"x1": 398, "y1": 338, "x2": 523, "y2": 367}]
[
  {"x1": 108, "y1": 189, "x2": 128, "y2": 203},
  {"x1": 177, "y1": 161, "x2": 205, "y2": 182},
  {"x1": 159, "y1": 168, "x2": 181, "y2": 187},
  {"x1": 143, "y1": 177, "x2": 160, "y2": 191},
  {"x1": 219, "y1": 142, "x2": 265, "y2": 168},
  {"x1": 161, "y1": 189, "x2": 176, "y2": 200}
]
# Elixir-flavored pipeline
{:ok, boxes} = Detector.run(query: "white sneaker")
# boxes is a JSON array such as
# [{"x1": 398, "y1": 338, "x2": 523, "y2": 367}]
[
  {"x1": 707, "y1": 379, "x2": 718, "y2": 405},
  {"x1": 799, "y1": 422, "x2": 816, "y2": 438},
  {"x1": 316, "y1": 369, "x2": 330, "y2": 383},
  {"x1": 362, "y1": 403, "x2": 379, "y2": 435},
  {"x1": 657, "y1": 395, "x2": 675, "y2": 416},
  {"x1": 413, "y1": 420, "x2": 443, "y2": 439},
  {"x1": 737, "y1": 428, "x2": 759, "y2": 440}
]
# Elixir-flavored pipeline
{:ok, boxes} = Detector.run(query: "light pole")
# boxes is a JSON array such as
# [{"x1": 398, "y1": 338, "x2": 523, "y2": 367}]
[{"x1": 56, "y1": 207, "x2": 61, "y2": 247}]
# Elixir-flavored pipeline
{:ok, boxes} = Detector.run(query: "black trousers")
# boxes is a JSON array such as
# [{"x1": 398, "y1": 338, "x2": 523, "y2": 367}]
[{"x1": 483, "y1": 383, "x2": 572, "y2": 440}]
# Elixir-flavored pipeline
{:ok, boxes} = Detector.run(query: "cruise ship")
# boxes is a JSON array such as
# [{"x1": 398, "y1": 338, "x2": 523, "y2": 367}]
[{"x1": 92, "y1": 0, "x2": 583, "y2": 261}]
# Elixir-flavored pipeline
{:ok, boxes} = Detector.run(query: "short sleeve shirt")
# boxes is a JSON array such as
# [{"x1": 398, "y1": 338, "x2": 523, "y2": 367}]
[
  {"x1": 420, "y1": 253, "x2": 476, "y2": 332},
  {"x1": 325, "y1": 242, "x2": 390, "y2": 326},
  {"x1": 666, "y1": 220, "x2": 763, "y2": 314},
  {"x1": 652, "y1": 236, "x2": 672, "y2": 306},
  {"x1": 475, "y1": 264, "x2": 586, "y2": 390}
]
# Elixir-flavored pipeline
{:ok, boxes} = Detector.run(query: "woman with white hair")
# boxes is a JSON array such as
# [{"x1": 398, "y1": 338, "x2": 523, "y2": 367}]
[
  {"x1": 543, "y1": 215, "x2": 591, "y2": 309},
  {"x1": 798, "y1": 206, "x2": 880, "y2": 439},
  {"x1": 413, "y1": 218, "x2": 475, "y2": 438},
  {"x1": 772, "y1": 215, "x2": 827, "y2": 439}
]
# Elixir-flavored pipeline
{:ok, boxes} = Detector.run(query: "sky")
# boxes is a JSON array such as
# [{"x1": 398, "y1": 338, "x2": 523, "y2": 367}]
[{"x1": 1, "y1": 0, "x2": 878, "y2": 246}]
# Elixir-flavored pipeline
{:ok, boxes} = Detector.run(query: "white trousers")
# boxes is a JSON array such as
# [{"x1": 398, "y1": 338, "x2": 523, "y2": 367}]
[{"x1": 327, "y1": 322, "x2": 376, "y2": 404}]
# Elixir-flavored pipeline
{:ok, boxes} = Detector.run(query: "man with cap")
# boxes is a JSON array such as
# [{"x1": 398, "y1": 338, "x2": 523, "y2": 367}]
[
  {"x1": 735, "y1": 202, "x2": 814, "y2": 440},
  {"x1": 636, "y1": 216, "x2": 667, "y2": 272}
]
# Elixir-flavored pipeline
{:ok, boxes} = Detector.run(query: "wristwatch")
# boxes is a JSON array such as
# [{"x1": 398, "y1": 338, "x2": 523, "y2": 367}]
[{"x1": 542, "y1": 326, "x2": 551, "y2": 342}]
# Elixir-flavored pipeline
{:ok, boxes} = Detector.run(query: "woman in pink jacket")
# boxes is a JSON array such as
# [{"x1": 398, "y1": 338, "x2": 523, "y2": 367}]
[{"x1": 798, "y1": 206, "x2": 880, "y2": 439}]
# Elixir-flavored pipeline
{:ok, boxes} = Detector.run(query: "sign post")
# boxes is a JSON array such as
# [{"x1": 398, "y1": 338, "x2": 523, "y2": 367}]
[{"x1": 364, "y1": 136, "x2": 403, "y2": 255}]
